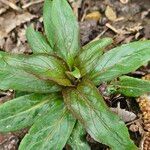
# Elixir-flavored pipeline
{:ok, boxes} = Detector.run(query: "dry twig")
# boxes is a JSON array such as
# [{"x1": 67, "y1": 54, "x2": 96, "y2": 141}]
[
  {"x1": 22, "y1": 0, "x2": 44, "y2": 9},
  {"x1": 106, "y1": 23, "x2": 130, "y2": 35},
  {"x1": 0, "y1": 0, "x2": 22, "y2": 12},
  {"x1": 92, "y1": 28, "x2": 108, "y2": 42}
]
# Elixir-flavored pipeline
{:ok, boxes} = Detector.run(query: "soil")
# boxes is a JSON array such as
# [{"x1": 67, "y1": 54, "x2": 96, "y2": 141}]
[{"x1": 0, "y1": 0, "x2": 149, "y2": 150}]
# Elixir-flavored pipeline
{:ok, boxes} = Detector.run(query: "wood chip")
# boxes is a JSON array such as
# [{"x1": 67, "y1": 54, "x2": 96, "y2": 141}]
[
  {"x1": 141, "y1": 9, "x2": 150, "y2": 19},
  {"x1": 85, "y1": 11, "x2": 101, "y2": 22},
  {"x1": 137, "y1": 75, "x2": 150, "y2": 150},
  {"x1": 126, "y1": 23, "x2": 143, "y2": 33},
  {"x1": 105, "y1": 6, "x2": 117, "y2": 21},
  {"x1": 129, "y1": 124, "x2": 139, "y2": 132},
  {"x1": 0, "y1": 0, "x2": 22, "y2": 12},
  {"x1": 22, "y1": 0, "x2": 44, "y2": 9},
  {"x1": 0, "y1": 7, "x2": 7, "y2": 15},
  {"x1": 110, "y1": 103, "x2": 136, "y2": 122},
  {"x1": 0, "y1": 11, "x2": 37, "y2": 40}
]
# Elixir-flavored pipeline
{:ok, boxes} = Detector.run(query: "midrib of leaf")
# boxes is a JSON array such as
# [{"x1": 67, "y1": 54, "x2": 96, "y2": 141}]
[
  {"x1": 102, "y1": 47, "x2": 145, "y2": 67},
  {"x1": 116, "y1": 84, "x2": 150, "y2": 94},
  {"x1": 3, "y1": 54, "x2": 67, "y2": 75},
  {"x1": 0, "y1": 98, "x2": 50, "y2": 122},
  {"x1": 1, "y1": 69, "x2": 46, "y2": 84},
  {"x1": 6, "y1": 68, "x2": 69, "y2": 87},
  {"x1": 117, "y1": 85, "x2": 149, "y2": 90},
  {"x1": 2, "y1": 56, "x2": 70, "y2": 86},
  {"x1": 58, "y1": 1, "x2": 74, "y2": 54},
  {"x1": 43, "y1": 109, "x2": 67, "y2": 149},
  {"x1": 5, "y1": 57, "x2": 53, "y2": 71},
  {"x1": 72, "y1": 89, "x2": 125, "y2": 146},
  {"x1": 50, "y1": 4, "x2": 69, "y2": 52},
  {"x1": 2, "y1": 56, "x2": 49, "y2": 71},
  {"x1": 26, "y1": 108, "x2": 70, "y2": 150},
  {"x1": 3, "y1": 70, "x2": 40, "y2": 83},
  {"x1": 100, "y1": 50, "x2": 144, "y2": 71},
  {"x1": 45, "y1": 110, "x2": 66, "y2": 140},
  {"x1": 52, "y1": 1, "x2": 78, "y2": 66},
  {"x1": 92, "y1": 48, "x2": 149, "y2": 79},
  {"x1": 67, "y1": 87, "x2": 123, "y2": 144},
  {"x1": 59, "y1": 17, "x2": 71, "y2": 54}
]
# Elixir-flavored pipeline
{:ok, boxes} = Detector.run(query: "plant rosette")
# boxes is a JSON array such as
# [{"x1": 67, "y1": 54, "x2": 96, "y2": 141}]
[{"x1": 0, "y1": 0, "x2": 150, "y2": 150}]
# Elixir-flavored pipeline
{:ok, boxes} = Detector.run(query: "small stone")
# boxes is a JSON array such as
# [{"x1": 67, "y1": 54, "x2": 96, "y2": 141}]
[
  {"x1": 120, "y1": 0, "x2": 129, "y2": 4},
  {"x1": 99, "y1": 17, "x2": 108, "y2": 26},
  {"x1": 129, "y1": 124, "x2": 139, "y2": 132}
]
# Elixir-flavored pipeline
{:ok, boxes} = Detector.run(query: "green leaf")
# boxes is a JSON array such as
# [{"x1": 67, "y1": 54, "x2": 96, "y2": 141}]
[
  {"x1": 43, "y1": 0, "x2": 80, "y2": 67},
  {"x1": 66, "y1": 67, "x2": 81, "y2": 79},
  {"x1": 89, "y1": 40, "x2": 150, "y2": 85},
  {"x1": 26, "y1": 26, "x2": 53, "y2": 54},
  {"x1": 19, "y1": 101, "x2": 75, "y2": 150},
  {"x1": 0, "y1": 52, "x2": 72, "y2": 86},
  {"x1": 75, "y1": 38, "x2": 113, "y2": 76},
  {"x1": 63, "y1": 79, "x2": 137, "y2": 150},
  {"x1": 0, "y1": 93, "x2": 61, "y2": 132},
  {"x1": 0, "y1": 65, "x2": 60, "y2": 93},
  {"x1": 68, "y1": 122, "x2": 90, "y2": 150},
  {"x1": 15, "y1": 91, "x2": 31, "y2": 98},
  {"x1": 110, "y1": 76, "x2": 150, "y2": 97}
]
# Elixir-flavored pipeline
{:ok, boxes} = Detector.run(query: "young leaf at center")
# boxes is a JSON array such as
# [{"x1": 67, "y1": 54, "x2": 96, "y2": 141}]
[{"x1": 75, "y1": 38, "x2": 113, "y2": 76}]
